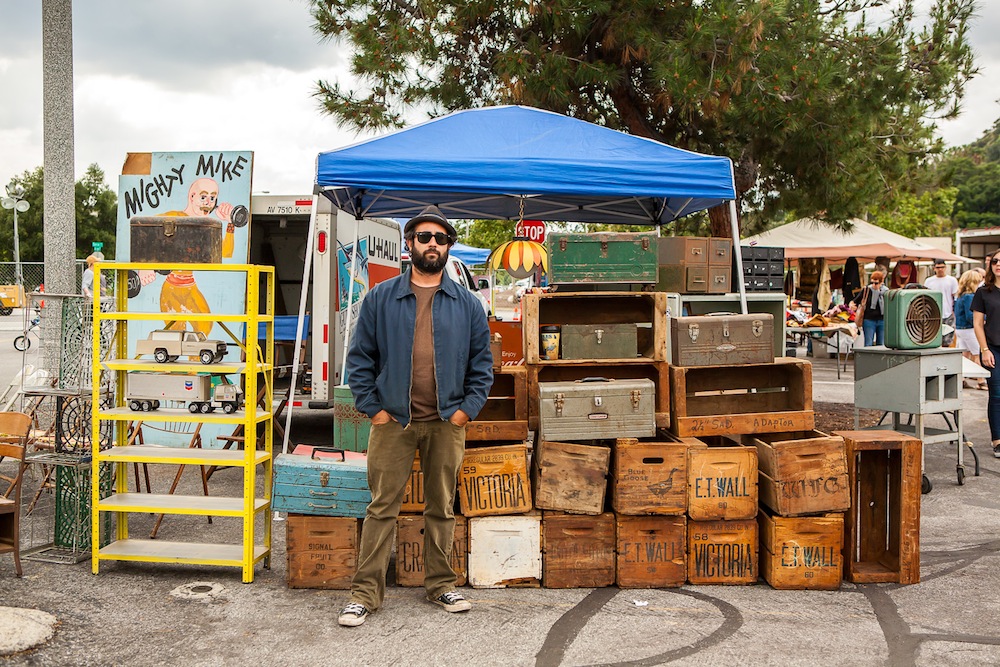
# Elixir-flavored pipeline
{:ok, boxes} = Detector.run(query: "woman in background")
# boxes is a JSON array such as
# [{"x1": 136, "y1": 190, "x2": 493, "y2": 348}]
[
  {"x1": 972, "y1": 251, "x2": 1000, "y2": 458},
  {"x1": 955, "y1": 269, "x2": 988, "y2": 390},
  {"x1": 852, "y1": 270, "x2": 888, "y2": 346}
]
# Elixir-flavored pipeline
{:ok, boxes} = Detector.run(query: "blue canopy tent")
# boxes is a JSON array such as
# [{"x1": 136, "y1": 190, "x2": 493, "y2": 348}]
[{"x1": 450, "y1": 242, "x2": 491, "y2": 266}]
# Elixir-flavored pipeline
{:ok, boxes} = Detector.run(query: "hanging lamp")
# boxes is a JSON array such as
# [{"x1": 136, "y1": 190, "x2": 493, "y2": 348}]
[{"x1": 487, "y1": 197, "x2": 548, "y2": 280}]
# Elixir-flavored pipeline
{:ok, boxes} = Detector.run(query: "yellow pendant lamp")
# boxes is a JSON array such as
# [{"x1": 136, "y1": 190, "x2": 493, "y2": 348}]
[{"x1": 489, "y1": 237, "x2": 548, "y2": 279}]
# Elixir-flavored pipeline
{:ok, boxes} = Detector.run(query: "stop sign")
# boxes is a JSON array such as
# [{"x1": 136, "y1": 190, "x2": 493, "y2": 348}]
[{"x1": 515, "y1": 219, "x2": 546, "y2": 243}]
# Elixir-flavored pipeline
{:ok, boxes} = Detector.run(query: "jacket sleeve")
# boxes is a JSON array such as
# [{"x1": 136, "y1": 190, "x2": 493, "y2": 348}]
[
  {"x1": 459, "y1": 304, "x2": 494, "y2": 420},
  {"x1": 345, "y1": 287, "x2": 383, "y2": 418}
]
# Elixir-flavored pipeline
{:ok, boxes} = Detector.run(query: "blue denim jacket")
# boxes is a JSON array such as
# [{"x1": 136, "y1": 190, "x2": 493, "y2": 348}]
[
  {"x1": 346, "y1": 268, "x2": 493, "y2": 428},
  {"x1": 955, "y1": 292, "x2": 974, "y2": 330}
]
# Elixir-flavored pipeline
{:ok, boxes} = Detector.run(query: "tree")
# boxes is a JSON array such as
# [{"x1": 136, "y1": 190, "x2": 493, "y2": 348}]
[{"x1": 311, "y1": 0, "x2": 977, "y2": 233}]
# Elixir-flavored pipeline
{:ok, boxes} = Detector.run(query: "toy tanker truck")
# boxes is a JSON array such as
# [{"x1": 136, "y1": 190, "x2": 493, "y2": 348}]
[
  {"x1": 136, "y1": 329, "x2": 227, "y2": 364},
  {"x1": 126, "y1": 373, "x2": 243, "y2": 414}
]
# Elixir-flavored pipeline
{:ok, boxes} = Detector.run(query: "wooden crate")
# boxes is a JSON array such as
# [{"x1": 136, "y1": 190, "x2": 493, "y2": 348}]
[
  {"x1": 458, "y1": 443, "x2": 532, "y2": 517},
  {"x1": 615, "y1": 515, "x2": 687, "y2": 588},
  {"x1": 759, "y1": 509, "x2": 844, "y2": 590},
  {"x1": 687, "y1": 519, "x2": 758, "y2": 585},
  {"x1": 836, "y1": 430, "x2": 921, "y2": 585},
  {"x1": 687, "y1": 438, "x2": 758, "y2": 521},
  {"x1": 522, "y1": 292, "x2": 667, "y2": 364},
  {"x1": 467, "y1": 366, "x2": 529, "y2": 442},
  {"x1": 395, "y1": 514, "x2": 468, "y2": 587},
  {"x1": 669, "y1": 358, "x2": 814, "y2": 437},
  {"x1": 743, "y1": 430, "x2": 849, "y2": 517},
  {"x1": 611, "y1": 438, "x2": 688, "y2": 515},
  {"x1": 400, "y1": 454, "x2": 424, "y2": 513},
  {"x1": 286, "y1": 514, "x2": 360, "y2": 589},
  {"x1": 527, "y1": 361, "x2": 670, "y2": 431},
  {"x1": 468, "y1": 513, "x2": 542, "y2": 588},
  {"x1": 542, "y1": 512, "x2": 616, "y2": 588},
  {"x1": 533, "y1": 440, "x2": 611, "y2": 515}
]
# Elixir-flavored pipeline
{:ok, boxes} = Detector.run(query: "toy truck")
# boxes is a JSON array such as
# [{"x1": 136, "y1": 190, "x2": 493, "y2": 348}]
[
  {"x1": 126, "y1": 373, "x2": 243, "y2": 414},
  {"x1": 136, "y1": 329, "x2": 227, "y2": 364}
]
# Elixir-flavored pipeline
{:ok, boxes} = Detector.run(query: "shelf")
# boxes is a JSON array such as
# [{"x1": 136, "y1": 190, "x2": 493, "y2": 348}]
[
  {"x1": 98, "y1": 311, "x2": 274, "y2": 323},
  {"x1": 99, "y1": 493, "x2": 269, "y2": 515},
  {"x1": 102, "y1": 359, "x2": 272, "y2": 374},
  {"x1": 98, "y1": 406, "x2": 272, "y2": 424},
  {"x1": 97, "y1": 539, "x2": 270, "y2": 567},
  {"x1": 527, "y1": 357, "x2": 654, "y2": 366},
  {"x1": 98, "y1": 445, "x2": 270, "y2": 466}
]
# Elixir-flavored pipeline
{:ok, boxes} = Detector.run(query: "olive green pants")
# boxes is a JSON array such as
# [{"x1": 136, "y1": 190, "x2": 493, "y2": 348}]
[{"x1": 349, "y1": 419, "x2": 466, "y2": 610}]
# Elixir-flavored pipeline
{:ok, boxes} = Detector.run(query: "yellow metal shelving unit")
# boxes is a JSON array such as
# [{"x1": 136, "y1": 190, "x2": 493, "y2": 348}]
[{"x1": 91, "y1": 263, "x2": 275, "y2": 583}]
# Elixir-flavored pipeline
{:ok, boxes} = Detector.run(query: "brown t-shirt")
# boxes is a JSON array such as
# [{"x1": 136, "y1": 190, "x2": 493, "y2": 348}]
[{"x1": 409, "y1": 283, "x2": 439, "y2": 421}]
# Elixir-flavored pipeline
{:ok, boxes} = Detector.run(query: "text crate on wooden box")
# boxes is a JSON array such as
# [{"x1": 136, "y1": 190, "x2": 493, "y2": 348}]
[
  {"x1": 527, "y1": 361, "x2": 670, "y2": 431},
  {"x1": 835, "y1": 430, "x2": 921, "y2": 585},
  {"x1": 458, "y1": 443, "x2": 532, "y2": 517},
  {"x1": 395, "y1": 514, "x2": 468, "y2": 587},
  {"x1": 286, "y1": 514, "x2": 360, "y2": 589},
  {"x1": 533, "y1": 440, "x2": 611, "y2": 516},
  {"x1": 759, "y1": 509, "x2": 844, "y2": 590},
  {"x1": 611, "y1": 438, "x2": 688, "y2": 515},
  {"x1": 468, "y1": 513, "x2": 542, "y2": 588},
  {"x1": 467, "y1": 366, "x2": 528, "y2": 442},
  {"x1": 668, "y1": 358, "x2": 814, "y2": 437},
  {"x1": 743, "y1": 430, "x2": 849, "y2": 517},
  {"x1": 615, "y1": 514, "x2": 687, "y2": 588},
  {"x1": 687, "y1": 519, "x2": 758, "y2": 585},
  {"x1": 541, "y1": 511, "x2": 615, "y2": 588},
  {"x1": 686, "y1": 437, "x2": 758, "y2": 521}
]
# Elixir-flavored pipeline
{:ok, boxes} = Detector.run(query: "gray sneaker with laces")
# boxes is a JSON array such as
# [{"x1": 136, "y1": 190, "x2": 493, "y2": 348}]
[
  {"x1": 338, "y1": 602, "x2": 370, "y2": 627},
  {"x1": 430, "y1": 590, "x2": 472, "y2": 612}
]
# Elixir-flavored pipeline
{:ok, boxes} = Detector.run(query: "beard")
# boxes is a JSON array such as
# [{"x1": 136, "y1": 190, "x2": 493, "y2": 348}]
[{"x1": 410, "y1": 245, "x2": 449, "y2": 274}]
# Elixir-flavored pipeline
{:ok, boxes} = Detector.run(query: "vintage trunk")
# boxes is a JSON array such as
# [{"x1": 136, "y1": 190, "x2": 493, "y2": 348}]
[
  {"x1": 395, "y1": 514, "x2": 468, "y2": 587},
  {"x1": 130, "y1": 215, "x2": 223, "y2": 264},
  {"x1": 468, "y1": 514, "x2": 542, "y2": 588},
  {"x1": 687, "y1": 519, "x2": 759, "y2": 585},
  {"x1": 560, "y1": 323, "x2": 639, "y2": 360},
  {"x1": 400, "y1": 454, "x2": 424, "y2": 513},
  {"x1": 669, "y1": 358, "x2": 814, "y2": 437},
  {"x1": 669, "y1": 314, "x2": 775, "y2": 367},
  {"x1": 533, "y1": 440, "x2": 611, "y2": 515},
  {"x1": 458, "y1": 444, "x2": 532, "y2": 517},
  {"x1": 611, "y1": 438, "x2": 688, "y2": 515},
  {"x1": 541, "y1": 512, "x2": 616, "y2": 588},
  {"x1": 332, "y1": 384, "x2": 371, "y2": 453},
  {"x1": 687, "y1": 440, "x2": 758, "y2": 521},
  {"x1": 743, "y1": 430, "x2": 849, "y2": 517},
  {"x1": 759, "y1": 510, "x2": 844, "y2": 590},
  {"x1": 272, "y1": 448, "x2": 370, "y2": 518},
  {"x1": 547, "y1": 232, "x2": 658, "y2": 284},
  {"x1": 286, "y1": 514, "x2": 360, "y2": 589},
  {"x1": 538, "y1": 378, "x2": 656, "y2": 441},
  {"x1": 616, "y1": 515, "x2": 687, "y2": 588},
  {"x1": 466, "y1": 367, "x2": 528, "y2": 442},
  {"x1": 836, "y1": 430, "x2": 921, "y2": 585}
]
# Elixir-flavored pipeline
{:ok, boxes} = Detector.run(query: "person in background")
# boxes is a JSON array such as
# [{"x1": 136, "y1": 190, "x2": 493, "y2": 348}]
[
  {"x1": 924, "y1": 259, "x2": 959, "y2": 346},
  {"x1": 852, "y1": 270, "x2": 888, "y2": 346},
  {"x1": 955, "y1": 269, "x2": 988, "y2": 390},
  {"x1": 973, "y1": 249, "x2": 1000, "y2": 458},
  {"x1": 81, "y1": 253, "x2": 107, "y2": 298}
]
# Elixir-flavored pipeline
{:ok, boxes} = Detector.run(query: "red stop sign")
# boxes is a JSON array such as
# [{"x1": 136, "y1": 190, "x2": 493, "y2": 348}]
[{"x1": 515, "y1": 219, "x2": 546, "y2": 243}]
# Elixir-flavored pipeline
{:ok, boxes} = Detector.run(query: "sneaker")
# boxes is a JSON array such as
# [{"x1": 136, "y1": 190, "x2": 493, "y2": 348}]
[
  {"x1": 993, "y1": 445, "x2": 1000, "y2": 460},
  {"x1": 430, "y1": 590, "x2": 472, "y2": 613},
  {"x1": 338, "y1": 602, "x2": 370, "y2": 627}
]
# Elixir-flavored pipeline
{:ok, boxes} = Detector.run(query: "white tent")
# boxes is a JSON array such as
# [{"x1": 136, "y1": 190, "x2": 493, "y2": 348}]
[{"x1": 744, "y1": 217, "x2": 970, "y2": 263}]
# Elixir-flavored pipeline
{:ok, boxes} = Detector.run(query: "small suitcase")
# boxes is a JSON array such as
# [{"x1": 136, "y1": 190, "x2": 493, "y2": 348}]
[
  {"x1": 538, "y1": 377, "x2": 656, "y2": 441},
  {"x1": 130, "y1": 215, "x2": 223, "y2": 263},
  {"x1": 272, "y1": 446, "x2": 371, "y2": 518},
  {"x1": 560, "y1": 323, "x2": 638, "y2": 360},
  {"x1": 670, "y1": 313, "x2": 774, "y2": 366}
]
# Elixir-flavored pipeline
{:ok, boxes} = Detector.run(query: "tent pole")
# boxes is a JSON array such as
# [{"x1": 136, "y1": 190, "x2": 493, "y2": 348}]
[
  {"x1": 340, "y1": 215, "x2": 363, "y2": 383},
  {"x1": 729, "y1": 199, "x2": 748, "y2": 315}
]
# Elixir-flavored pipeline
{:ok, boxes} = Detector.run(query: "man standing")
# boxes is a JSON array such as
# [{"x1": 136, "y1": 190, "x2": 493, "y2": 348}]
[
  {"x1": 925, "y1": 259, "x2": 960, "y2": 346},
  {"x1": 338, "y1": 205, "x2": 493, "y2": 627}
]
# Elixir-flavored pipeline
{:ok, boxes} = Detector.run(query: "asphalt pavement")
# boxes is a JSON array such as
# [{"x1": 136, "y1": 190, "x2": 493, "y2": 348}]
[{"x1": 1, "y1": 340, "x2": 1000, "y2": 666}]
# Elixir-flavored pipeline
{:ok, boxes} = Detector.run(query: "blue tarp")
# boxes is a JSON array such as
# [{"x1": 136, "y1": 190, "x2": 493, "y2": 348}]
[{"x1": 316, "y1": 105, "x2": 735, "y2": 225}]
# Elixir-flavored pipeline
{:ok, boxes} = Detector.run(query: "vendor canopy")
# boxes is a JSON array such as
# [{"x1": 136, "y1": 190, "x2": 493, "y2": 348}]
[
  {"x1": 315, "y1": 105, "x2": 736, "y2": 225},
  {"x1": 744, "y1": 217, "x2": 969, "y2": 263}
]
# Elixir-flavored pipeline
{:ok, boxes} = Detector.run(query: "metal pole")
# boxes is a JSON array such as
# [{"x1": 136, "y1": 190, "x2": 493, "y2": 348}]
[
  {"x1": 12, "y1": 207, "x2": 21, "y2": 286},
  {"x1": 729, "y1": 199, "x2": 748, "y2": 315}
]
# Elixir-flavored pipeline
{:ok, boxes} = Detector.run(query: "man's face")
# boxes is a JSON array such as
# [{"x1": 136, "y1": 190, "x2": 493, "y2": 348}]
[
  {"x1": 934, "y1": 263, "x2": 946, "y2": 276},
  {"x1": 408, "y1": 222, "x2": 451, "y2": 274},
  {"x1": 188, "y1": 179, "x2": 219, "y2": 215}
]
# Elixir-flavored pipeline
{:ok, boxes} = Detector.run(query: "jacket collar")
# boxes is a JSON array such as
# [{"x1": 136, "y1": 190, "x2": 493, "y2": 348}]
[{"x1": 394, "y1": 266, "x2": 461, "y2": 300}]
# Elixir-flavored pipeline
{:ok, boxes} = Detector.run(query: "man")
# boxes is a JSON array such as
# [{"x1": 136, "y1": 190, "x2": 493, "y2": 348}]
[
  {"x1": 338, "y1": 205, "x2": 493, "y2": 628},
  {"x1": 924, "y1": 259, "x2": 960, "y2": 345}
]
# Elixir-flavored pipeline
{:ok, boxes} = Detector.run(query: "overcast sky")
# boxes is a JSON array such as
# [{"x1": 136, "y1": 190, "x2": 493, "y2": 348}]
[{"x1": 1, "y1": 1, "x2": 998, "y2": 197}]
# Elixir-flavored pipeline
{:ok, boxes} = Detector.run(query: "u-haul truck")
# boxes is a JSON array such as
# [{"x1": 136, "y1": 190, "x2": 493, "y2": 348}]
[{"x1": 249, "y1": 195, "x2": 401, "y2": 408}]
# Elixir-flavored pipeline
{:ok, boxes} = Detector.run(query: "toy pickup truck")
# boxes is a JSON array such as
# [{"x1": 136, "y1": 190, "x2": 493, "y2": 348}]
[{"x1": 136, "y1": 329, "x2": 227, "y2": 365}]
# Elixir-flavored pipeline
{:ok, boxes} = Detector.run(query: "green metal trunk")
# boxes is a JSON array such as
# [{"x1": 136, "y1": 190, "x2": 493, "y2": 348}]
[{"x1": 547, "y1": 232, "x2": 658, "y2": 285}]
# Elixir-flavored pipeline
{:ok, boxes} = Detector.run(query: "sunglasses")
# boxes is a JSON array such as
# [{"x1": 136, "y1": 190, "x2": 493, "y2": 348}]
[
  {"x1": 991, "y1": 259, "x2": 1000, "y2": 266},
  {"x1": 412, "y1": 231, "x2": 454, "y2": 245}
]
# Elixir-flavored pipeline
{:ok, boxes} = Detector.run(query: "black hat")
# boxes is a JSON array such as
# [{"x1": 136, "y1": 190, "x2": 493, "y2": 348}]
[
  {"x1": 933, "y1": 258, "x2": 946, "y2": 267},
  {"x1": 403, "y1": 205, "x2": 457, "y2": 240}
]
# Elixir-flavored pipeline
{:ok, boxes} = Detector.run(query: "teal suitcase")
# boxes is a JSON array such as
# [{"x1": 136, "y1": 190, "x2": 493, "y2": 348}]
[{"x1": 272, "y1": 446, "x2": 371, "y2": 518}]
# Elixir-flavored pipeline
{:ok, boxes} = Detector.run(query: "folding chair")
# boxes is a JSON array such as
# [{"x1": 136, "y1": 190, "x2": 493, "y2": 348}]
[{"x1": 0, "y1": 411, "x2": 32, "y2": 576}]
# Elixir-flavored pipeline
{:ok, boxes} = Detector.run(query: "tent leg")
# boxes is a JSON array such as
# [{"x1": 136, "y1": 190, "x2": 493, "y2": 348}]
[{"x1": 729, "y1": 199, "x2": 748, "y2": 314}]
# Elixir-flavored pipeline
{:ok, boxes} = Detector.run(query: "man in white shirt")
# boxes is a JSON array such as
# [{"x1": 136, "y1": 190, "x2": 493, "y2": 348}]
[{"x1": 924, "y1": 259, "x2": 959, "y2": 345}]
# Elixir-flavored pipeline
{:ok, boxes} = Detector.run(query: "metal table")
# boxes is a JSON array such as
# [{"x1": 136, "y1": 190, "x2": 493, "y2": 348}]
[{"x1": 787, "y1": 324, "x2": 857, "y2": 379}]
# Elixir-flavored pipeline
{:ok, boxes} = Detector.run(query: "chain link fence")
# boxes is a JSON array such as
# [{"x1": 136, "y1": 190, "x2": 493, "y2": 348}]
[{"x1": 0, "y1": 260, "x2": 116, "y2": 294}]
